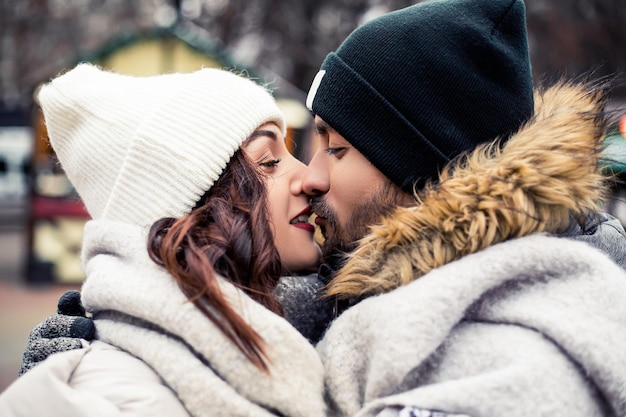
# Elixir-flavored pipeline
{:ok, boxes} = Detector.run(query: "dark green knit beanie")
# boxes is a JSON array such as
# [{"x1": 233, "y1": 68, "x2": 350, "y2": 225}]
[{"x1": 306, "y1": 0, "x2": 534, "y2": 193}]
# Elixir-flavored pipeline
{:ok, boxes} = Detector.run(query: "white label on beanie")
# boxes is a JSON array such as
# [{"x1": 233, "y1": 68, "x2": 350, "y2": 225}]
[{"x1": 306, "y1": 70, "x2": 326, "y2": 111}]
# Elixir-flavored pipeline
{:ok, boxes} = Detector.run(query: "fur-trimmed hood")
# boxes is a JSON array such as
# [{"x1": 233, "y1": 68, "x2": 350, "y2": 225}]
[{"x1": 327, "y1": 81, "x2": 610, "y2": 299}]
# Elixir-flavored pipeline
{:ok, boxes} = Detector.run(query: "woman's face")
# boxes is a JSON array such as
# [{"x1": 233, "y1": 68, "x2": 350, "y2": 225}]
[{"x1": 243, "y1": 123, "x2": 321, "y2": 274}]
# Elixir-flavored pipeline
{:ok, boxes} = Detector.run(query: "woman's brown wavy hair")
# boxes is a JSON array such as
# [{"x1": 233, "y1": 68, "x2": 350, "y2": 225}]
[{"x1": 148, "y1": 149, "x2": 282, "y2": 372}]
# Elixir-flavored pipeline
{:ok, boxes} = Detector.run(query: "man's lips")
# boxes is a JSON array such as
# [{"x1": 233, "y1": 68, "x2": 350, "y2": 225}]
[{"x1": 314, "y1": 215, "x2": 328, "y2": 238}]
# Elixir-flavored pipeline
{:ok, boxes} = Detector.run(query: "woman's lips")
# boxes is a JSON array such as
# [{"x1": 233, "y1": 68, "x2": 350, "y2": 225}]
[
  {"x1": 292, "y1": 222, "x2": 315, "y2": 233},
  {"x1": 290, "y1": 206, "x2": 315, "y2": 233}
]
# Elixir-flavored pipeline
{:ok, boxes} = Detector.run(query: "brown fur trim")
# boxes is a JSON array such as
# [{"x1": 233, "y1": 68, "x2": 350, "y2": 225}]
[{"x1": 326, "y1": 81, "x2": 610, "y2": 299}]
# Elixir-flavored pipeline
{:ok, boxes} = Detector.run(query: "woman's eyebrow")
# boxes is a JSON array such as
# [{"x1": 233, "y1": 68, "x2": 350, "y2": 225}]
[{"x1": 247, "y1": 129, "x2": 277, "y2": 143}]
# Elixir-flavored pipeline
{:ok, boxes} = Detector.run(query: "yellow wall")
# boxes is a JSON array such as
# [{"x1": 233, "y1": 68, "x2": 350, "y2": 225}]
[{"x1": 95, "y1": 38, "x2": 222, "y2": 76}]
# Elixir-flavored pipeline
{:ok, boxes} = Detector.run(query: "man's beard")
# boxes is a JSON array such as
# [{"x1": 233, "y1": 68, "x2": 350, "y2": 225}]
[{"x1": 311, "y1": 182, "x2": 407, "y2": 270}]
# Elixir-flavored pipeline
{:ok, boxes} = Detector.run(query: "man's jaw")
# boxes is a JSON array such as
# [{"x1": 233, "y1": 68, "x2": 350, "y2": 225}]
[
  {"x1": 311, "y1": 182, "x2": 405, "y2": 269},
  {"x1": 314, "y1": 216, "x2": 354, "y2": 265}
]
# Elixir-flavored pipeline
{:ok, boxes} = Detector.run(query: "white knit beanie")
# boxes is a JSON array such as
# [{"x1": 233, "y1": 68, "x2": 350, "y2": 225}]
[{"x1": 38, "y1": 64, "x2": 286, "y2": 228}]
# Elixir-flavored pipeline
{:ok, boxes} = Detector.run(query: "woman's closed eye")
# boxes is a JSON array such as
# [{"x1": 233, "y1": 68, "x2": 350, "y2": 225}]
[{"x1": 259, "y1": 158, "x2": 282, "y2": 168}]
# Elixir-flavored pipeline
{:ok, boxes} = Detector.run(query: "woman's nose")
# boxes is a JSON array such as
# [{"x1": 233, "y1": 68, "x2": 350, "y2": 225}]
[{"x1": 290, "y1": 158, "x2": 310, "y2": 195}]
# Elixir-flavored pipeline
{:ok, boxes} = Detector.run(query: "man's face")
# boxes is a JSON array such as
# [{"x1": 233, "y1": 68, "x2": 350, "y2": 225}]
[{"x1": 303, "y1": 116, "x2": 408, "y2": 262}]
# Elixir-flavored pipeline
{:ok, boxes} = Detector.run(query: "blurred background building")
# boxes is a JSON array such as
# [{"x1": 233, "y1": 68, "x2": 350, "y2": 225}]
[{"x1": 0, "y1": 0, "x2": 626, "y2": 391}]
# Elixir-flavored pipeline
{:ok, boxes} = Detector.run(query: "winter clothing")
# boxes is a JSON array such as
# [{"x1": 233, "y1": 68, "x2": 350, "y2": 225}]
[
  {"x1": 38, "y1": 64, "x2": 286, "y2": 228},
  {"x1": 306, "y1": 0, "x2": 533, "y2": 193},
  {"x1": 18, "y1": 274, "x2": 333, "y2": 374},
  {"x1": 561, "y1": 211, "x2": 626, "y2": 270},
  {"x1": 0, "y1": 220, "x2": 327, "y2": 417},
  {"x1": 319, "y1": 235, "x2": 626, "y2": 417},
  {"x1": 3, "y1": 340, "x2": 190, "y2": 417},
  {"x1": 18, "y1": 293, "x2": 94, "y2": 375},
  {"x1": 274, "y1": 274, "x2": 336, "y2": 344},
  {"x1": 317, "y1": 82, "x2": 626, "y2": 417}
]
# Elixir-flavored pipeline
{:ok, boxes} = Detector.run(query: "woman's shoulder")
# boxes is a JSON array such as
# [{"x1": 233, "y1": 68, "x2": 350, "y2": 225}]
[
  {"x1": 0, "y1": 340, "x2": 190, "y2": 417},
  {"x1": 74, "y1": 340, "x2": 191, "y2": 414}
]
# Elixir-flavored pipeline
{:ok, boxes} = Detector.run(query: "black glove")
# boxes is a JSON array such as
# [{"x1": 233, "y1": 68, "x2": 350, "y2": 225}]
[{"x1": 19, "y1": 290, "x2": 95, "y2": 376}]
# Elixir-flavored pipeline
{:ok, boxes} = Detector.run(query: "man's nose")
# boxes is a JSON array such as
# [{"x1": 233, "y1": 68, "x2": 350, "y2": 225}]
[{"x1": 302, "y1": 151, "x2": 330, "y2": 196}]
